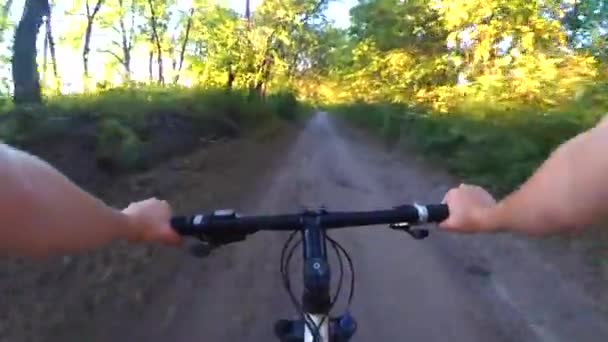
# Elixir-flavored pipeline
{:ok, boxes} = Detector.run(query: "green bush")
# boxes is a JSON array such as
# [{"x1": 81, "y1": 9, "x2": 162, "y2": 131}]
[
  {"x1": 0, "y1": 104, "x2": 73, "y2": 145},
  {"x1": 329, "y1": 97, "x2": 604, "y2": 195},
  {"x1": 10, "y1": 105, "x2": 41, "y2": 143},
  {"x1": 0, "y1": 85, "x2": 303, "y2": 171},
  {"x1": 267, "y1": 91, "x2": 298, "y2": 121},
  {"x1": 96, "y1": 118, "x2": 143, "y2": 170}
]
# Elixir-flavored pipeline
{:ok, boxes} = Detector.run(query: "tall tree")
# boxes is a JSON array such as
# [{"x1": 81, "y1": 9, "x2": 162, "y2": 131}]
[
  {"x1": 186, "y1": 4, "x2": 243, "y2": 87},
  {"x1": 148, "y1": 33, "x2": 154, "y2": 81},
  {"x1": 42, "y1": 13, "x2": 58, "y2": 92},
  {"x1": 249, "y1": 0, "x2": 330, "y2": 97},
  {"x1": 99, "y1": 0, "x2": 136, "y2": 80},
  {"x1": 12, "y1": 0, "x2": 50, "y2": 103},
  {"x1": 147, "y1": 0, "x2": 164, "y2": 84},
  {"x1": 173, "y1": 7, "x2": 193, "y2": 84},
  {"x1": 83, "y1": 0, "x2": 105, "y2": 85}
]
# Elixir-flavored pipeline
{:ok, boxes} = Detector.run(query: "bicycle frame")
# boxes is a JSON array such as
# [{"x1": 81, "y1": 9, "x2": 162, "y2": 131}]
[
  {"x1": 302, "y1": 212, "x2": 331, "y2": 342},
  {"x1": 275, "y1": 210, "x2": 356, "y2": 342}
]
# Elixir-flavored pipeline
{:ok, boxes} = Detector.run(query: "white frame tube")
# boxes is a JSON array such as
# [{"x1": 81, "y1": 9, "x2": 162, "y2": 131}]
[{"x1": 304, "y1": 314, "x2": 329, "y2": 342}]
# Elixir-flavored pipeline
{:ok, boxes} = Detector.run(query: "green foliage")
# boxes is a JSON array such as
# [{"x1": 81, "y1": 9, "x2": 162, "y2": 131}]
[
  {"x1": 298, "y1": 0, "x2": 608, "y2": 197},
  {"x1": 2, "y1": 0, "x2": 332, "y2": 101},
  {"x1": 562, "y1": 0, "x2": 608, "y2": 58},
  {"x1": 350, "y1": 0, "x2": 447, "y2": 53},
  {"x1": 1, "y1": 86, "x2": 298, "y2": 170},
  {"x1": 96, "y1": 117, "x2": 143, "y2": 170},
  {"x1": 0, "y1": 103, "x2": 76, "y2": 145},
  {"x1": 330, "y1": 91, "x2": 606, "y2": 195},
  {"x1": 267, "y1": 90, "x2": 298, "y2": 121}
]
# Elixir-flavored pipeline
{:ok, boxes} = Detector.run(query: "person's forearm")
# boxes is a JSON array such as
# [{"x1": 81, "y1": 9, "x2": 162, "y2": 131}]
[
  {"x1": 479, "y1": 121, "x2": 608, "y2": 235},
  {"x1": 0, "y1": 144, "x2": 135, "y2": 257}
]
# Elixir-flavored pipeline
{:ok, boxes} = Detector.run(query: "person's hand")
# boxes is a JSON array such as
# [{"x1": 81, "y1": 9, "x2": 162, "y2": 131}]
[
  {"x1": 122, "y1": 198, "x2": 182, "y2": 245},
  {"x1": 439, "y1": 184, "x2": 497, "y2": 233}
]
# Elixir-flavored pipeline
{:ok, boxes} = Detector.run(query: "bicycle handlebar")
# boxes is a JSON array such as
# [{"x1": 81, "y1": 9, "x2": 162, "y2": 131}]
[
  {"x1": 171, "y1": 204, "x2": 449, "y2": 236},
  {"x1": 170, "y1": 203, "x2": 450, "y2": 340}
]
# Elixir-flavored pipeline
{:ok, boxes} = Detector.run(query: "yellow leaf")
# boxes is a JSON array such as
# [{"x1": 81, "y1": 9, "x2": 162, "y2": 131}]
[
  {"x1": 522, "y1": 32, "x2": 534, "y2": 51},
  {"x1": 447, "y1": 31, "x2": 459, "y2": 48}
]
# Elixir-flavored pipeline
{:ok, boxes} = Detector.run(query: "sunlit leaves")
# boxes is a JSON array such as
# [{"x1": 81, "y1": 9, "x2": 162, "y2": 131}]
[
  {"x1": 350, "y1": 0, "x2": 447, "y2": 53},
  {"x1": 304, "y1": 0, "x2": 605, "y2": 121},
  {"x1": 3, "y1": 0, "x2": 604, "y2": 107}
]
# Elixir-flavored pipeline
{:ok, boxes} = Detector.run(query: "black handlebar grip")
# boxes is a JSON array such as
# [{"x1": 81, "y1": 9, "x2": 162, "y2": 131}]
[
  {"x1": 426, "y1": 204, "x2": 449, "y2": 223},
  {"x1": 171, "y1": 217, "x2": 191, "y2": 235}
]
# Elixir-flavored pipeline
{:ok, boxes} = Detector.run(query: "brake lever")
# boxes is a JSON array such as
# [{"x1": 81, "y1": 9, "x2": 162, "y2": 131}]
[
  {"x1": 389, "y1": 222, "x2": 429, "y2": 240},
  {"x1": 189, "y1": 241, "x2": 215, "y2": 258},
  {"x1": 189, "y1": 229, "x2": 252, "y2": 258}
]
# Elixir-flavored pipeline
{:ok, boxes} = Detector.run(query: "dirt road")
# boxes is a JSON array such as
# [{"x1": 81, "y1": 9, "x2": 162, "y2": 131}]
[{"x1": 122, "y1": 113, "x2": 608, "y2": 341}]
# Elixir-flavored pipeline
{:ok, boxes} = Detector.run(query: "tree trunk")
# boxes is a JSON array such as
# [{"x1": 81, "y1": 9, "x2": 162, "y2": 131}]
[
  {"x1": 170, "y1": 39, "x2": 176, "y2": 72},
  {"x1": 42, "y1": 5, "x2": 58, "y2": 93},
  {"x1": 148, "y1": 47, "x2": 154, "y2": 82},
  {"x1": 124, "y1": 49, "x2": 131, "y2": 79},
  {"x1": 82, "y1": 0, "x2": 104, "y2": 87},
  {"x1": 119, "y1": 16, "x2": 130, "y2": 76},
  {"x1": 253, "y1": 55, "x2": 272, "y2": 98},
  {"x1": 46, "y1": 15, "x2": 58, "y2": 82},
  {"x1": 114, "y1": 0, "x2": 133, "y2": 79},
  {"x1": 123, "y1": 40, "x2": 131, "y2": 78},
  {"x1": 156, "y1": 42, "x2": 163, "y2": 85},
  {"x1": 147, "y1": 0, "x2": 163, "y2": 85},
  {"x1": 227, "y1": 63, "x2": 235, "y2": 90},
  {"x1": 127, "y1": 0, "x2": 135, "y2": 76},
  {"x1": 42, "y1": 16, "x2": 47, "y2": 83},
  {"x1": 174, "y1": 8, "x2": 193, "y2": 84},
  {"x1": 83, "y1": 18, "x2": 92, "y2": 79},
  {"x1": 12, "y1": 0, "x2": 49, "y2": 104}
]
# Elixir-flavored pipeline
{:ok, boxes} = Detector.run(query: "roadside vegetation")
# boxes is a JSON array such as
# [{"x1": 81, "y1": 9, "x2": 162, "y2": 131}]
[
  {"x1": 307, "y1": 0, "x2": 608, "y2": 196},
  {"x1": 0, "y1": 87, "x2": 303, "y2": 170},
  {"x1": 0, "y1": 0, "x2": 321, "y2": 171}
]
